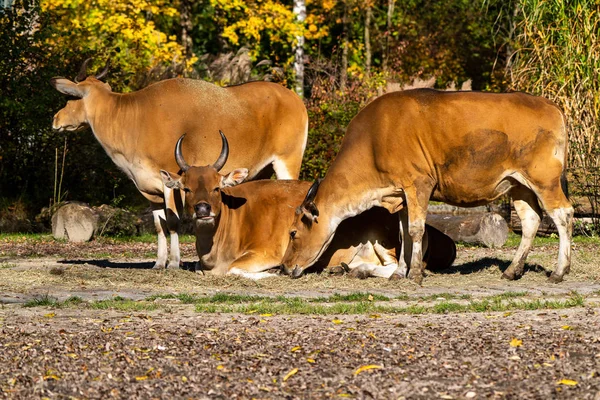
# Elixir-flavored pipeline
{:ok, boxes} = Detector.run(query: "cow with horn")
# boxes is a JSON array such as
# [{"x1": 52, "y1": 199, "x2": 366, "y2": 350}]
[
  {"x1": 282, "y1": 89, "x2": 573, "y2": 284},
  {"x1": 160, "y1": 132, "x2": 457, "y2": 279},
  {"x1": 50, "y1": 58, "x2": 308, "y2": 269}
]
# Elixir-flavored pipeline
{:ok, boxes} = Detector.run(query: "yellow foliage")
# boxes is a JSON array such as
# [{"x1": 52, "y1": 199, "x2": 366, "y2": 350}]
[{"x1": 41, "y1": 0, "x2": 194, "y2": 83}]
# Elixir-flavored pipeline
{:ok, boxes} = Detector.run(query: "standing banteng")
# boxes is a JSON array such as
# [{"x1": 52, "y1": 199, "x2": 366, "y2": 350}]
[
  {"x1": 282, "y1": 89, "x2": 573, "y2": 284},
  {"x1": 50, "y1": 59, "x2": 308, "y2": 269}
]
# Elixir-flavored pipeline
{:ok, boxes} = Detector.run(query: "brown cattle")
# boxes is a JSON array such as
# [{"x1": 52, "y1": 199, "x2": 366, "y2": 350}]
[
  {"x1": 50, "y1": 59, "x2": 308, "y2": 269},
  {"x1": 160, "y1": 134, "x2": 456, "y2": 278},
  {"x1": 282, "y1": 89, "x2": 573, "y2": 284}
]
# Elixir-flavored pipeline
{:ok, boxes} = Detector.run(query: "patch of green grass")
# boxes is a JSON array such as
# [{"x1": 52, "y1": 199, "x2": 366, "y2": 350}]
[
  {"x1": 0, "y1": 233, "x2": 55, "y2": 242},
  {"x1": 418, "y1": 293, "x2": 470, "y2": 301},
  {"x1": 24, "y1": 294, "x2": 60, "y2": 308},
  {"x1": 24, "y1": 295, "x2": 83, "y2": 308},
  {"x1": 192, "y1": 292, "x2": 586, "y2": 315},
  {"x1": 89, "y1": 297, "x2": 158, "y2": 311},
  {"x1": 0, "y1": 262, "x2": 17, "y2": 269},
  {"x1": 311, "y1": 292, "x2": 391, "y2": 303}
]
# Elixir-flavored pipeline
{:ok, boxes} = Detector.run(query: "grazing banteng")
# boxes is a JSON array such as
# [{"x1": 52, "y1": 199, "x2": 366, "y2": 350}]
[
  {"x1": 50, "y1": 59, "x2": 308, "y2": 269},
  {"x1": 282, "y1": 89, "x2": 573, "y2": 284},
  {"x1": 160, "y1": 134, "x2": 456, "y2": 279}
]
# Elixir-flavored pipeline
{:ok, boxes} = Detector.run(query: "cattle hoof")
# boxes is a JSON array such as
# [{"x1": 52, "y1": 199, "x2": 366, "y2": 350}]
[
  {"x1": 501, "y1": 271, "x2": 516, "y2": 281},
  {"x1": 291, "y1": 266, "x2": 304, "y2": 279},
  {"x1": 166, "y1": 261, "x2": 181, "y2": 270},
  {"x1": 328, "y1": 265, "x2": 346, "y2": 276},
  {"x1": 348, "y1": 268, "x2": 369, "y2": 280},
  {"x1": 152, "y1": 263, "x2": 166, "y2": 270},
  {"x1": 407, "y1": 270, "x2": 423, "y2": 285},
  {"x1": 548, "y1": 273, "x2": 564, "y2": 283},
  {"x1": 388, "y1": 272, "x2": 404, "y2": 281}
]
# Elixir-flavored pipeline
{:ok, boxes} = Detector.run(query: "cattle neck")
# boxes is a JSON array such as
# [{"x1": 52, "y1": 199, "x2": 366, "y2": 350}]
[
  {"x1": 313, "y1": 167, "x2": 391, "y2": 238},
  {"x1": 85, "y1": 90, "x2": 136, "y2": 156}
]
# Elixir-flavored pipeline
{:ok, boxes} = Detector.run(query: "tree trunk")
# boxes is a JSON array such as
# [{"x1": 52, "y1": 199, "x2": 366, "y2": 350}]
[
  {"x1": 293, "y1": 0, "x2": 306, "y2": 98},
  {"x1": 365, "y1": 2, "x2": 372, "y2": 76},
  {"x1": 426, "y1": 213, "x2": 509, "y2": 248},
  {"x1": 340, "y1": 1, "x2": 349, "y2": 92},
  {"x1": 180, "y1": 0, "x2": 193, "y2": 60},
  {"x1": 383, "y1": 0, "x2": 395, "y2": 71}
]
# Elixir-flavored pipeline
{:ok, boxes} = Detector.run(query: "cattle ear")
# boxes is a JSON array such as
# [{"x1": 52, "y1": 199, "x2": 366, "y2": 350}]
[
  {"x1": 296, "y1": 179, "x2": 320, "y2": 224},
  {"x1": 160, "y1": 170, "x2": 183, "y2": 190},
  {"x1": 221, "y1": 168, "x2": 248, "y2": 188},
  {"x1": 50, "y1": 77, "x2": 88, "y2": 98}
]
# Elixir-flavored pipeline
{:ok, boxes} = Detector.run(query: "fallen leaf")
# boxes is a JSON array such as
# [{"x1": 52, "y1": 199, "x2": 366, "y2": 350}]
[
  {"x1": 561, "y1": 325, "x2": 572, "y2": 330},
  {"x1": 291, "y1": 346, "x2": 302, "y2": 352},
  {"x1": 368, "y1": 294, "x2": 374, "y2": 302},
  {"x1": 260, "y1": 313, "x2": 273, "y2": 317},
  {"x1": 332, "y1": 319, "x2": 343, "y2": 325},
  {"x1": 283, "y1": 368, "x2": 298, "y2": 381},
  {"x1": 216, "y1": 365, "x2": 224, "y2": 370},
  {"x1": 354, "y1": 364, "x2": 383, "y2": 375},
  {"x1": 306, "y1": 358, "x2": 315, "y2": 363},
  {"x1": 509, "y1": 338, "x2": 522, "y2": 347},
  {"x1": 135, "y1": 376, "x2": 148, "y2": 381},
  {"x1": 557, "y1": 379, "x2": 577, "y2": 386},
  {"x1": 44, "y1": 313, "x2": 55, "y2": 318}
]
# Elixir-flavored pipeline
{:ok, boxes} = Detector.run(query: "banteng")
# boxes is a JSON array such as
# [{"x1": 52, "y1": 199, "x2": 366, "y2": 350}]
[
  {"x1": 160, "y1": 134, "x2": 456, "y2": 279},
  {"x1": 282, "y1": 89, "x2": 573, "y2": 284},
  {"x1": 50, "y1": 59, "x2": 308, "y2": 269}
]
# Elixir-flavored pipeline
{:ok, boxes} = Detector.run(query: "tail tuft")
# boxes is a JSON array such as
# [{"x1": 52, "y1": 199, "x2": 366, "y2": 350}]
[{"x1": 560, "y1": 171, "x2": 569, "y2": 200}]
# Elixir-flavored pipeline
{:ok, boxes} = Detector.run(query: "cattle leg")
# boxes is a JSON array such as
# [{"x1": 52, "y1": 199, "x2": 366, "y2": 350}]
[
  {"x1": 163, "y1": 187, "x2": 184, "y2": 269},
  {"x1": 546, "y1": 206, "x2": 574, "y2": 282},
  {"x1": 151, "y1": 204, "x2": 168, "y2": 269},
  {"x1": 392, "y1": 189, "x2": 429, "y2": 284},
  {"x1": 390, "y1": 206, "x2": 410, "y2": 279},
  {"x1": 272, "y1": 156, "x2": 301, "y2": 180},
  {"x1": 227, "y1": 252, "x2": 281, "y2": 279},
  {"x1": 503, "y1": 187, "x2": 542, "y2": 280}
]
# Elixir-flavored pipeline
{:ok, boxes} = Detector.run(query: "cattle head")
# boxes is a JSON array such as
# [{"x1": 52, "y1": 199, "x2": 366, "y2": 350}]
[
  {"x1": 50, "y1": 58, "x2": 111, "y2": 132},
  {"x1": 282, "y1": 179, "x2": 329, "y2": 277},
  {"x1": 160, "y1": 132, "x2": 248, "y2": 227}
]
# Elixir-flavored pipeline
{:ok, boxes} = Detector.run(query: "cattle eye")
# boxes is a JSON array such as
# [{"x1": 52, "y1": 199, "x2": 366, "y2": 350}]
[
  {"x1": 290, "y1": 230, "x2": 297, "y2": 239},
  {"x1": 183, "y1": 187, "x2": 191, "y2": 193},
  {"x1": 213, "y1": 187, "x2": 220, "y2": 193}
]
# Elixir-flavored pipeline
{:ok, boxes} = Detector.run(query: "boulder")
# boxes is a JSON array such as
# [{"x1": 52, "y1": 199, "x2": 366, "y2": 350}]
[{"x1": 51, "y1": 202, "x2": 98, "y2": 242}]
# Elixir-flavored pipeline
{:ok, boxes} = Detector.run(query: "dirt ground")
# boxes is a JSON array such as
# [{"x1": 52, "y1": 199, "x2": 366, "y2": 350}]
[{"x1": 1, "y1": 236, "x2": 600, "y2": 398}]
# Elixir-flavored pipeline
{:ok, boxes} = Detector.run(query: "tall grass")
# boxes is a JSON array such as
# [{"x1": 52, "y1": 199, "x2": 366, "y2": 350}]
[{"x1": 509, "y1": 0, "x2": 600, "y2": 229}]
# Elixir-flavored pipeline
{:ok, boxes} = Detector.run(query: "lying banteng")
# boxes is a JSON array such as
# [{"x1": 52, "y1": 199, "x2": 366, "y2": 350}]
[
  {"x1": 51, "y1": 58, "x2": 308, "y2": 270},
  {"x1": 282, "y1": 89, "x2": 573, "y2": 284},
  {"x1": 160, "y1": 133, "x2": 456, "y2": 279}
]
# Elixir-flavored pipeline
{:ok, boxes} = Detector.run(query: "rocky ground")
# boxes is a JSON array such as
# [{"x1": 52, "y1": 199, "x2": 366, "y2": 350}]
[{"x1": 1, "y1": 235, "x2": 600, "y2": 398}]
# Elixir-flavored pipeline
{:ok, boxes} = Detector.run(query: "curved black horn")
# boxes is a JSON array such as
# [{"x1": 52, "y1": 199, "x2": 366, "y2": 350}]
[
  {"x1": 175, "y1": 134, "x2": 190, "y2": 172},
  {"x1": 95, "y1": 60, "x2": 110, "y2": 80},
  {"x1": 75, "y1": 58, "x2": 92, "y2": 82},
  {"x1": 212, "y1": 130, "x2": 229, "y2": 172},
  {"x1": 303, "y1": 179, "x2": 321, "y2": 205}
]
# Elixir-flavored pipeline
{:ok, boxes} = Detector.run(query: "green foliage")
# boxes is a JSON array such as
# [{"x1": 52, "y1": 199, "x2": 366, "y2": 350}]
[{"x1": 509, "y1": 0, "x2": 600, "y2": 230}]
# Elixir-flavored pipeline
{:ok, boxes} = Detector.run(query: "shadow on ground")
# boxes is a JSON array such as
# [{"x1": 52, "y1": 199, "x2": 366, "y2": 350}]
[
  {"x1": 58, "y1": 259, "x2": 197, "y2": 271},
  {"x1": 439, "y1": 256, "x2": 549, "y2": 278}
]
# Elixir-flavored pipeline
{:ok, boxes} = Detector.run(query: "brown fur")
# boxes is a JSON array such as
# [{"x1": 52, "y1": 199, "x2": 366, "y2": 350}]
[
  {"x1": 283, "y1": 89, "x2": 573, "y2": 283},
  {"x1": 161, "y1": 168, "x2": 456, "y2": 277},
  {"x1": 51, "y1": 73, "x2": 307, "y2": 269}
]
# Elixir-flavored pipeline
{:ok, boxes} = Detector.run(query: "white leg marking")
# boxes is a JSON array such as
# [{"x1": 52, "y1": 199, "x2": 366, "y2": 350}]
[
  {"x1": 152, "y1": 208, "x2": 168, "y2": 269},
  {"x1": 272, "y1": 158, "x2": 294, "y2": 180},
  {"x1": 228, "y1": 268, "x2": 279, "y2": 280},
  {"x1": 548, "y1": 206, "x2": 574, "y2": 278}
]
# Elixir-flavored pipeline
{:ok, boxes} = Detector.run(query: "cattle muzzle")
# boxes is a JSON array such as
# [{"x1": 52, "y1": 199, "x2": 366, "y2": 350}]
[{"x1": 194, "y1": 202, "x2": 213, "y2": 220}]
